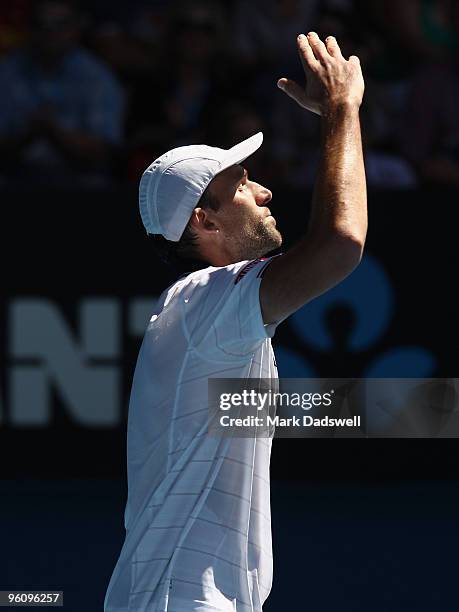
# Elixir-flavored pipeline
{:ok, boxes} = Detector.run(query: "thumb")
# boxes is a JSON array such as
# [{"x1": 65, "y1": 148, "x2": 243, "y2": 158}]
[{"x1": 277, "y1": 78, "x2": 305, "y2": 105}]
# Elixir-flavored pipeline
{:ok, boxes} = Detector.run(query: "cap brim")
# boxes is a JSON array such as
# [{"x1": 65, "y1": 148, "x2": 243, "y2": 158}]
[{"x1": 216, "y1": 132, "x2": 263, "y2": 175}]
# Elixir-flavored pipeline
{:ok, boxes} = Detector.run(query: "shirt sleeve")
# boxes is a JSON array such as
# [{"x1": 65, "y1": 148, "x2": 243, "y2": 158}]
[{"x1": 182, "y1": 255, "x2": 282, "y2": 358}]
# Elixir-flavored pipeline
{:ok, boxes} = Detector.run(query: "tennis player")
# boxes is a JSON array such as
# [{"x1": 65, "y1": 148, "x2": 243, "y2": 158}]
[{"x1": 104, "y1": 32, "x2": 366, "y2": 612}]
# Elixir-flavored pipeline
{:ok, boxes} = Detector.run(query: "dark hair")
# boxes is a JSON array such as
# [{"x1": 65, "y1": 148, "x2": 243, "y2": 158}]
[{"x1": 149, "y1": 184, "x2": 221, "y2": 273}]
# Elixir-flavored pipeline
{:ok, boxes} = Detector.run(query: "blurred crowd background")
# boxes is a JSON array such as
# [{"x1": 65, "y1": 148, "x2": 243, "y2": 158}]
[{"x1": 1, "y1": 0, "x2": 459, "y2": 190}]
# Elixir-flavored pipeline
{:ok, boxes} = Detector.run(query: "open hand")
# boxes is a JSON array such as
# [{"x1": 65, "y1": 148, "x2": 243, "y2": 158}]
[{"x1": 277, "y1": 32, "x2": 365, "y2": 116}]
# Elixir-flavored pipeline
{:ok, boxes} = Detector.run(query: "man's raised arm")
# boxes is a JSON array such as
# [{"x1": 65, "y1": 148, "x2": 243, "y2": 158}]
[{"x1": 260, "y1": 32, "x2": 367, "y2": 325}]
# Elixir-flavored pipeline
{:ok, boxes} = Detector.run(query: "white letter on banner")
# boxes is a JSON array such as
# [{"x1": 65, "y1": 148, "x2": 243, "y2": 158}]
[{"x1": 9, "y1": 299, "x2": 120, "y2": 426}]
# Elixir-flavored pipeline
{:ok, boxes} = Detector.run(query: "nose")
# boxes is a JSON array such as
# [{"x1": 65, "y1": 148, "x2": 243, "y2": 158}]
[{"x1": 256, "y1": 187, "x2": 272, "y2": 206}]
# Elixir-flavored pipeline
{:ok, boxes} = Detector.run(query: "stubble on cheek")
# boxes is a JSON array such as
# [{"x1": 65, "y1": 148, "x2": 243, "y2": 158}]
[{"x1": 230, "y1": 215, "x2": 282, "y2": 261}]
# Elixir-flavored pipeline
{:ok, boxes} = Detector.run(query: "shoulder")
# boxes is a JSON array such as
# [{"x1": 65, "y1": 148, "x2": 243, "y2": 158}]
[
  {"x1": 185, "y1": 258, "x2": 276, "y2": 286},
  {"x1": 163, "y1": 257, "x2": 281, "y2": 312},
  {"x1": 177, "y1": 258, "x2": 269, "y2": 288},
  {"x1": 169, "y1": 257, "x2": 280, "y2": 316}
]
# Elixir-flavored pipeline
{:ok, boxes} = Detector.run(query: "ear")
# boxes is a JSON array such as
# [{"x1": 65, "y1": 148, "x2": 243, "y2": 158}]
[{"x1": 189, "y1": 207, "x2": 220, "y2": 237}]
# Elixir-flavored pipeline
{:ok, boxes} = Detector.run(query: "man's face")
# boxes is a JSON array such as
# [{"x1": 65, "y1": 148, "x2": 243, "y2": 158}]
[{"x1": 202, "y1": 164, "x2": 282, "y2": 263}]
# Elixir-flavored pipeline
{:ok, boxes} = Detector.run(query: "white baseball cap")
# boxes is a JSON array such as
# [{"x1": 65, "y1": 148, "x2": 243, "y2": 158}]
[{"x1": 139, "y1": 132, "x2": 263, "y2": 241}]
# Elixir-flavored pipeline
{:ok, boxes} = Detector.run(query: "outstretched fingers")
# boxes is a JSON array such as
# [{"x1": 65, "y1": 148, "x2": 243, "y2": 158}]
[
  {"x1": 325, "y1": 36, "x2": 342, "y2": 59},
  {"x1": 297, "y1": 34, "x2": 319, "y2": 73},
  {"x1": 281, "y1": 32, "x2": 364, "y2": 115},
  {"x1": 305, "y1": 32, "x2": 331, "y2": 64}
]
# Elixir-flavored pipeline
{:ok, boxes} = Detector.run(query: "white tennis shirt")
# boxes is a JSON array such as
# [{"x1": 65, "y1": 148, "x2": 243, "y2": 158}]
[{"x1": 104, "y1": 256, "x2": 280, "y2": 612}]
